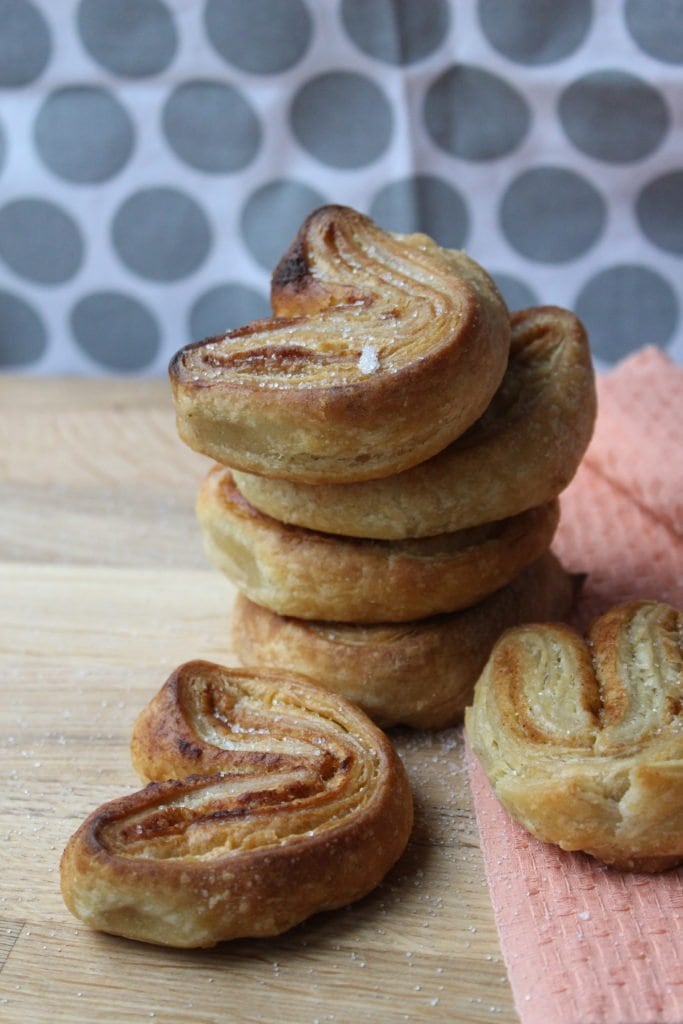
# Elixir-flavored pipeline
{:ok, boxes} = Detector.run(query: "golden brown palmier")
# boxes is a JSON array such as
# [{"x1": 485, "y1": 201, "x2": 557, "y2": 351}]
[
  {"x1": 60, "y1": 662, "x2": 413, "y2": 947},
  {"x1": 232, "y1": 553, "x2": 581, "y2": 729},
  {"x1": 234, "y1": 306, "x2": 596, "y2": 538},
  {"x1": 198, "y1": 466, "x2": 560, "y2": 622},
  {"x1": 466, "y1": 601, "x2": 683, "y2": 872},
  {"x1": 170, "y1": 205, "x2": 509, "y2": 483}
]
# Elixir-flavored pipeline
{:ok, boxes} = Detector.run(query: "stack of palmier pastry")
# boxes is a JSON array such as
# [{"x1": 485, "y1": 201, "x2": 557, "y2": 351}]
[{"x1": 170, "y1": 205, "x2": 597, "y2": 729}]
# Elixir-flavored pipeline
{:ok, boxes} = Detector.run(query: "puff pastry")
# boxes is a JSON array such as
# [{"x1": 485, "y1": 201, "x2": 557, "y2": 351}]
[
  {"x1": 465, "y1": 601, "x2": 683, "y2": 872},
  {"x1": 170, "y1": 205, "x2": 510, "y2": 483},
  {"x1": 231, "y1": 553, "x2": 581, "y2": 729},
  {"x1": 234, "y1": 305, "x2": 596, "y2": 539},
  {"x1": 197, "y1": 465, "x2": 560, "y2": 622},
  {"x1": 60, "y1": 662, "x2": 413, "y2": 947}
]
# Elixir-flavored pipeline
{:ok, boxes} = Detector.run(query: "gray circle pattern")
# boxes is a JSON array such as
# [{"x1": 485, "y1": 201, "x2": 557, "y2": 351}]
[
  {"x1": 370, "y1": 175, "x2": 469, "y2": 249},
  {"x1": 0, "y1": 289, "x2": 46, "y2": 366},
  {"x1": 241, "y1": 180, "x2": 327, "y2": 270},
  {"x1": 205, "y1": 0, "x2": 312, "y2": 74},
  {"x1": 424, "y1": 65, "x2": 530, "y2": 161},
  {"x1": 501, "y1": 167, "x2": 606, "y2": 263},
  {"x1": 189, "y1": 283, "x2": 270, "y2": 341},
  {"x1": 576, "y1": 265, "x2": 678, "y2": 363},
  {"x1": 163, "y1": 80, "x2": 261, "y2": 173},
  {"x1": 491, "y1": 273, "x2": 539, "y2": 312},
  {"x1": 625, "y1": 0, "x2": 683, "y2": 64},
  {"x1": 0, "y1": 0, "x2": 51, "y2": 87},
  {"x1": 112, "y1": 188, "x2": 211, "y2": 282},
  {"x1": 291, "y1": 72, "x2": 393, "y2": 169},
  {"x1": 78, "y1": 0, "x2": 177, "y2": 78},
  {"x1": 559, "y1": 71, "x2": 669, "y2": 164},
  {"x1": 35, "y1": 86, "x2": 134, "y2": 184},
  {"x1": 0, "y1": 199, "x2": 83, "y2": 284},
  {"x1": 71, "y1": 291, "x2": 160, "y2": 370},
  {"x1": 341, "y1": 0, "x2": 450, "y2": 66},
  {"x1": 0, "y1": 1, "x2": 682, "y2": 372},
  {"x1": 636, "y1": 172, "x2": 683, "y2": 256},
  {"x1": 478, "y1": 0, "x2": 592, "y2": 65}
]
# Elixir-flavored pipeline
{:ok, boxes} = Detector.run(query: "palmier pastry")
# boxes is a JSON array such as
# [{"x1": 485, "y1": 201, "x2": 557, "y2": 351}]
[
  {"x1": 465, "y1": 601, "x2": 683, "y2": 872},
  {"x1": 234, "y1": 306, "x2": 596, "y2": 539},
  {"x1": 60, "y1": 662, "x2": 413, "y2": 947},
  {"x1": 197, "y1": 465, "x2": 560, "y2": 622},
  {"x1": 170, "y1": 205, "x2": 510, "y2": 483},
  {"x1": 232, "y1": 553, "x2": 581, "y2": 729}
]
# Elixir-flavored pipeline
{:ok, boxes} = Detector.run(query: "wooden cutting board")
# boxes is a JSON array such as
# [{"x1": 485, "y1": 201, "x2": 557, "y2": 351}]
[{"x1": 0, "y1": 377, "x2": 517, "y2": 1023}]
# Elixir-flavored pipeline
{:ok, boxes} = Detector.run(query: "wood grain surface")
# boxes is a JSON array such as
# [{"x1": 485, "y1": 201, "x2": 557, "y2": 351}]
[{"x1": 0, "y1": 377, "x2": 517, "y2": 1023}]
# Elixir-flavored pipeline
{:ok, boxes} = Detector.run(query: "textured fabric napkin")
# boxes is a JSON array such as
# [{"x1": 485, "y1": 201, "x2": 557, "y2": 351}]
[{"x1": 467, "y1": 348, "x2": 683, "y2": 1024}]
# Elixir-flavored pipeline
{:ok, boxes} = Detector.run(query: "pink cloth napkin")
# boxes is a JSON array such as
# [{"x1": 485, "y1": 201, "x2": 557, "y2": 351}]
[{"x1": 467, "y1": 348, "x2": 683, "y2": 1024}]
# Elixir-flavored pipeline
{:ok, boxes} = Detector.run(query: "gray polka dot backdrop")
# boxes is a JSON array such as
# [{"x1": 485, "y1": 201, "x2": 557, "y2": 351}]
[{"x1": 0, "y1": 0, "x2": 680, "y2": 375}]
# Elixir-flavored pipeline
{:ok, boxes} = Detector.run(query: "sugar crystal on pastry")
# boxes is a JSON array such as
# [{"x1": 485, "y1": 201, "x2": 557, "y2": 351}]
[{"x1": 358, "y1": 344, "x2": 379, "y2": 374}]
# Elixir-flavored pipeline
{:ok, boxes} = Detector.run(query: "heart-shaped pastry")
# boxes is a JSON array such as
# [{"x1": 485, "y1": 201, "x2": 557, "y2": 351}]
[
  {"x1": 465, "y1": 601, "x2": 683, "y2": 872},
  {"x1": 170, "y1": 205, "x2": 510, "y2": 483},
  {"x1": 197, "y1": 466, "x2": 560, "y2": 622},
  {"x1": 233, "y1": 305, "x2": 596, "y2": 539},
  {"x1": 60, "y1": 662, "x2": 413, "y2": 947}
]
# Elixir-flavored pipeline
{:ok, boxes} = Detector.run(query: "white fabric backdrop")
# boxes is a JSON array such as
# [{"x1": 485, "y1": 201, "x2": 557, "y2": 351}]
[{"x1": 0, "y1": 0, "x2": 681, "y2": 375}]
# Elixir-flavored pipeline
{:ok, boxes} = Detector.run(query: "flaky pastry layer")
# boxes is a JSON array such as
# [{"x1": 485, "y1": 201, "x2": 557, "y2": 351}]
[
  {"x1": 197, "y1": 466, "x2": 560, "y2": 622},
  {"x1": 60, "y1": 662, "x2": 413, "y2": 947},
  {"x1": 170, "y1": 205, "x2": 510, "y2": 483},
  {"x1": 232, "y1": 553, "x2": 581, "y2": 729},
  {"x1": 234, "y1": 306, "x2": 596, "y2": 538},
  {"x1": 465, "y1": 601, "x2": 683, "y2": 872}
]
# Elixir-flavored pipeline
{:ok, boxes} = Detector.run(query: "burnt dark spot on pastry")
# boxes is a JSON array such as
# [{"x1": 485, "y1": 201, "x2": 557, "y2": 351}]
[
  {"x1": 206, "y1": 806, "x2": 250, "y2": 821},
  {"x1": 272, "y1": 237, "x2": 311, "y2": 291},
  {"x1": 323, "y1": 222, "x2": 338, "y2": 249},
  {"x1": 203, "y1": 344, "x2": 335, "y2": 374},
  {"x1": 318, "y1": 752, "x2": 341, "y2": 780},
  {"x1": 249, "y1": 751, "x2": 292, "y2": 772},
  {"x1": 177, "y1": 738, "x2": 203, "y2": 761},
  {"x1": 205, "y1": 778, "x2": 320, "y2": 821},
  {"x1": 168, "y1": 344, "x2": 200, "y2": 382},
  {"x1": 274, "y1": 253, "x2": 310, "y2": 288},
  {"x1": 119, "y1": 806, "x2": 189, "y2": 843}
]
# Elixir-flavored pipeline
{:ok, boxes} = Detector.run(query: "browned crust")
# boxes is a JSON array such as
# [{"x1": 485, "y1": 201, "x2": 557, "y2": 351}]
[
  {"x1": 233, "y1": 305, "x2": 597, "y2": 538},
  {"x1": 196, "y1": 465, "x2": 560, "y2": 622},
  {"x1": 169, "y1": 205, "x2": 510, "y2": 483},
  {"x1": 465, "y1": 601, "x2": 683, "y2": 872},
  {"x1": 61, "y1": 662, "x2": 413, "y2": 947},
  {"x1": 231, "y1": 553, "x2": 582, "y2": 729}
]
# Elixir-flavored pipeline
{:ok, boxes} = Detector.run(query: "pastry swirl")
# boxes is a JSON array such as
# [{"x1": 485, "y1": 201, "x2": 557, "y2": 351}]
[
  {"x1": 233, "y1": 306, "x2": 596, "y2": 538},
  {"x1": 170, "y1": 205, "x2": 510, "y2": 483},
  {"x1": 466, "y1": 601, "x2": 683, "y2": 872},
  {"x1": 197, "y1": 465, "x2": 560, "y2": 622},
  {"x1": 60, "y1": 662, "x2": 413, "y2": 947},
  {"x1": 231, "y1": 553, "x2": 581, "y2": 729}
]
